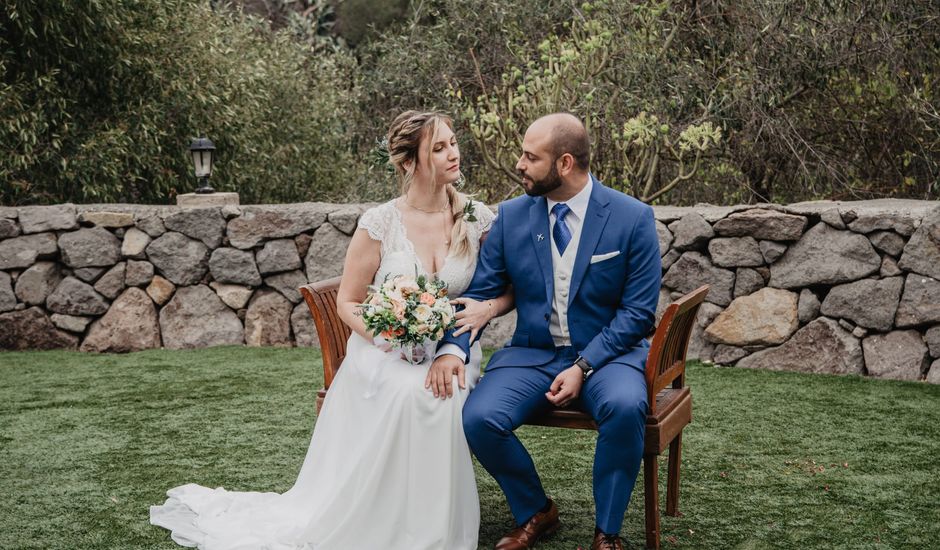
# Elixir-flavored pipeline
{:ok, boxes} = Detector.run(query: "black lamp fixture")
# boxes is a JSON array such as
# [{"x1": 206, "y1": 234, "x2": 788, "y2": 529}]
[{"x1": 189, "y1": 137, "x2": 216, "y2": 194}]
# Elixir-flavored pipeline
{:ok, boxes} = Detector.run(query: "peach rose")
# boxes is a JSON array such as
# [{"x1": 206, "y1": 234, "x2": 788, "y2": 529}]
[
  {"x1": 380, "y1": 328, "x2": 404, "y2": 340},
  {"x1": 395, "y1": 275, "x2": 420, "y2": 294}
]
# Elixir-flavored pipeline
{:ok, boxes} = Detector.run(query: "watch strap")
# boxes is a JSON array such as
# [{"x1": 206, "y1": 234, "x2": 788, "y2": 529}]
[{"x1": 574, "y1": 356, "x2": 592, "y2": 378}]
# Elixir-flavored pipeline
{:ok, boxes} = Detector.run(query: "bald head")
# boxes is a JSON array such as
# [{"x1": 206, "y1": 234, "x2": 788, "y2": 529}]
[{"x1": 530, "y1": 113, "x2": 590, "y2": 171}]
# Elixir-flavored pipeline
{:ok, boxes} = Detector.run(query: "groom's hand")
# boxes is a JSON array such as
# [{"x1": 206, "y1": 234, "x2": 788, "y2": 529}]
[
  {"x1": 426, "y1": 354, "x2": 466, "y2": 399},
  {"x1": 545, "y1": 366, "x2": 584, "y2": 407}
]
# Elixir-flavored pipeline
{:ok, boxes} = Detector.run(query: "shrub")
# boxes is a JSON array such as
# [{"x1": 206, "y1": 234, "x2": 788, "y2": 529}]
[
  {"x1": 3, "y1": 0, "x2": 937, "y2": 206},
  {"x1": 0, "y1": 0, "x2": 363, "y2": 205},
  {"x1": 358, "y1": 0, "x2": 939, "y2": 204},
  {"x1": 454, "y1": 8, "x2": 723, "y2": 202}
]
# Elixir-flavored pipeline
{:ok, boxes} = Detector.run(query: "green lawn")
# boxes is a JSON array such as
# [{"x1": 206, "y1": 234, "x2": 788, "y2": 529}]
[{"x1": 0, "y1": 347, "x2": 938, "y2": 549}]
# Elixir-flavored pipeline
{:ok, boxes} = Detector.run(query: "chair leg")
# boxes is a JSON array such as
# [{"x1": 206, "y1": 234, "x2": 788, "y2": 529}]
[
  {"x1": 666, "y1": 432, "x2": 682, "y2": 516},
  {"x1": 644, "y1": 454, "x2": 660, "y2": 550}
]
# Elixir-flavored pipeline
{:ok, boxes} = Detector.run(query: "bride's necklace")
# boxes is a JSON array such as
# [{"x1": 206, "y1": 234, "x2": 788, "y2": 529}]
[
  {"x1": 402, "y1": 197, "x2": 451, "y2": 246},
  {"x1": 405, "y1": 198, "x2": 448, "y2": 214}
]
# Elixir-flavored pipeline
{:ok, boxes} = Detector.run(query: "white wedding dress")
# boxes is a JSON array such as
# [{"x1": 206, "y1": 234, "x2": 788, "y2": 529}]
[{"x1": 151, "y1": 199, "x2": 494, "y2": 550}]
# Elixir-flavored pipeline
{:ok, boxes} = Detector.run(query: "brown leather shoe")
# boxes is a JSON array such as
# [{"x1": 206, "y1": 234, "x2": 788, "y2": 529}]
[
  {"x1": 494, "y1": 499, "x2": 560, "y2": 550},
  {"x1": 590, "y1": 531, "x2": 624, "y2": 550}
]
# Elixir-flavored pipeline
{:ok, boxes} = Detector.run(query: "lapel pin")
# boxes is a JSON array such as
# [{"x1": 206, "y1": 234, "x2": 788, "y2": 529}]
[{"x1": 537, "y1": 234, "x2": 544, "y2": 241}]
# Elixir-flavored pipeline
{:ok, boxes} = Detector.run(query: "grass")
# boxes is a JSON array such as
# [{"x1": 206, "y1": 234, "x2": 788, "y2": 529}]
[{"x1": 0, "y1": 347, "x2": 938, "y2": 549}]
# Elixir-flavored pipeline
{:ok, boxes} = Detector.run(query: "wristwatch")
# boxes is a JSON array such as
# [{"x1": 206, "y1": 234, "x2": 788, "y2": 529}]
[{"x1": 574, "y1": 356, "x2": 593, "y2": 380}]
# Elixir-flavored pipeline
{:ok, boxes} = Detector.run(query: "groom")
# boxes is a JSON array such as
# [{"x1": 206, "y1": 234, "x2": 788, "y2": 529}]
[{"x1": 433, "y1": 113, "x2": 662, "y2": 550}]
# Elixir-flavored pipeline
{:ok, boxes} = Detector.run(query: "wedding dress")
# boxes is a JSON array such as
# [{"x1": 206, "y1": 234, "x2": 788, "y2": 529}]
[{"x1": 150, "y1": 199, "x2": 494, "y2": 550}]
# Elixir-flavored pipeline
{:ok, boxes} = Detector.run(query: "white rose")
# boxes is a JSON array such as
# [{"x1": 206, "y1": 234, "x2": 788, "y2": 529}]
[
  {"x1": 435, "y1": 301, "x2": 454, "y2": 324},
  {"x1": 413, "y1": 303, "x2": 433, "y2": 323}
]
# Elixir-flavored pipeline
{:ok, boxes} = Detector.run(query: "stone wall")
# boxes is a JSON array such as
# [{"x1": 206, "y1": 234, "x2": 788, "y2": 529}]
[
  {"x1": 1, "y1": 200, "x2": 938, "y2": 384},
  {"x1": 653, "y1": 200, "x2": 939, "y2": 384},
  {"x1": 0, "y1": 202, "x2": 364, "y2": 352}
]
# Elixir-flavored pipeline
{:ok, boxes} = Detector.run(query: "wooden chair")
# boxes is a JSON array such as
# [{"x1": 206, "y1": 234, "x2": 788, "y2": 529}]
[
  {"x1": 299, "y1": 278, "x2": 709, "y2": 550},
  {"x1": 299, "y1": 277, "x2": 349, "y2": 413}
]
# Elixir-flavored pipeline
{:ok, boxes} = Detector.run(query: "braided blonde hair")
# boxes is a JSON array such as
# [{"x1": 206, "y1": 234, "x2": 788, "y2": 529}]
[{"x1": 386, "y1": 110, "x2": 473, "y2": 259}]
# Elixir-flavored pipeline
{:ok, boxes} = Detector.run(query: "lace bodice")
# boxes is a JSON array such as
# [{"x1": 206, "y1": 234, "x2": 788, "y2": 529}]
[{"x1": 357, "y1": 199, "x2": 495, "y2": 297}]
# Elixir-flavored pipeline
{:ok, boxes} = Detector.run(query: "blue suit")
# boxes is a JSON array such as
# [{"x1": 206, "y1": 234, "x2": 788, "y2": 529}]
[{"x1": 443, "y1": 176, "x2": 662, "y2": 533}]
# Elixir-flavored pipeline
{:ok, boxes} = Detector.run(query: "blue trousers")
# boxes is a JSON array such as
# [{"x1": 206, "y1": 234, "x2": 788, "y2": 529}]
[{"x1": 462, "y1": 347, "x2": 648, "y2": 534}]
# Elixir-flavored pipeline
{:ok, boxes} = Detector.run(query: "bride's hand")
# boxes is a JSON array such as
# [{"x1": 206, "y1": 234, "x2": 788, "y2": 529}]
[{"x1": 450, "y1": 297, "x2": 494, "y2": 342}]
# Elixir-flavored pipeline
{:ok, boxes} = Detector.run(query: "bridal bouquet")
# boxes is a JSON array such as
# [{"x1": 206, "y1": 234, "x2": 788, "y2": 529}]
[{"x1": 359, "y1": 273, "x2": 456, "y2": 364}]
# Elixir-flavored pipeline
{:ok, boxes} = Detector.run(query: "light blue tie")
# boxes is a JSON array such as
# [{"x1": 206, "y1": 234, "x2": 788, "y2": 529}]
[{"x1": 552, "y1": 203, "x2": 572, "y2": 256}]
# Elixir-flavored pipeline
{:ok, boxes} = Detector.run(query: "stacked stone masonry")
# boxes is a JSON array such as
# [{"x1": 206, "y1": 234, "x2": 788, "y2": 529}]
[{"x1": 1, "y1": 200, "x2": 938, "y2": 384}]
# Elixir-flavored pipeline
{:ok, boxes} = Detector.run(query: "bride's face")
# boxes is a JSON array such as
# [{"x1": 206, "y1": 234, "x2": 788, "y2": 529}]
[{"x1": 415, "y1": 123, "x2": 461, "y2": 187}]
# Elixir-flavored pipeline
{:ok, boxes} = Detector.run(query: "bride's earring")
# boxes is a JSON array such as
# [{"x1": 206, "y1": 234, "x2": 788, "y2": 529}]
[{"x1": 454, "y1": 174, "x2": 466, "y2": 189}]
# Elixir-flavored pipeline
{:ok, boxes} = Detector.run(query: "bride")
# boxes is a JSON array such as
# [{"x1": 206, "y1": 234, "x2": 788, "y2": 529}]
[{"x1": 150, "y1": 111, "x2": 512, "y2": 549}]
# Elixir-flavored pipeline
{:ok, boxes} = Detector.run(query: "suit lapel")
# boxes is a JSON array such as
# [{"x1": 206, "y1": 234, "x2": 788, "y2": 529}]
[
  {"x1": 528, "y1": 197, "x2": 554, "y2": 305},
  {"x1": 568, "y1": 176, "x2": 611, "y2": 306}
]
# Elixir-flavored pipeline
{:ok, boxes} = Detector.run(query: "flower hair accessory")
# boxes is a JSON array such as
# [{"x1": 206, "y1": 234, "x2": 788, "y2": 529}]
[{"x1": 371, "y1": 136, "x2": 392, "y2": 172}]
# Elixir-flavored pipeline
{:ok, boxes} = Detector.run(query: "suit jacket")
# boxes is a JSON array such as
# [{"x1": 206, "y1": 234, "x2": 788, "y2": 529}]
[{"x1": 442, "y1": 176, "x2": 662, "y2": 372}]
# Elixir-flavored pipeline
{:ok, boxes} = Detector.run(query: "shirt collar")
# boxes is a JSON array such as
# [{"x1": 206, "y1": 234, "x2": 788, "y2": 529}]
[{"x1": 547, "y1": 173, "x2": 593, "y2": 222}]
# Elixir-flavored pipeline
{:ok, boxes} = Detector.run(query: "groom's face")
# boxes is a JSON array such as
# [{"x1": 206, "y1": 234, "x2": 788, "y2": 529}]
[
  {"x1": 520, "y1": 158, "x2": 562, "y2": 197},
  {"x1": 516, "y1": 130, "x2": 562, "y2": 197}
]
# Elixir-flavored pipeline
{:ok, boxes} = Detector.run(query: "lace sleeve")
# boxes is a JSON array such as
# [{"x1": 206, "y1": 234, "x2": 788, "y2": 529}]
[
  {"x1": 356, "y1": 204, "x2": 387, "y2": 241},
  {"x1": 473, "y1": 201, "x2": 496, "y2": 233}
]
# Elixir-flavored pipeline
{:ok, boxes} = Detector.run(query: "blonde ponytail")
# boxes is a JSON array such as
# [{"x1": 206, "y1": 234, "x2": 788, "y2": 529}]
[{"x1": 445, "y1": 184, "x2": 474, "y2": 259}]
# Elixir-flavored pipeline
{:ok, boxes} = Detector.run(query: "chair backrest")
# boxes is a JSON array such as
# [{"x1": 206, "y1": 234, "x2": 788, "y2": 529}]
[
  {"x1": 645, "y1": 285, "x2": 709, "y2": 414},
  {"x1": 299, "y1": 277, "x2": 351, "y2": 391}
]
